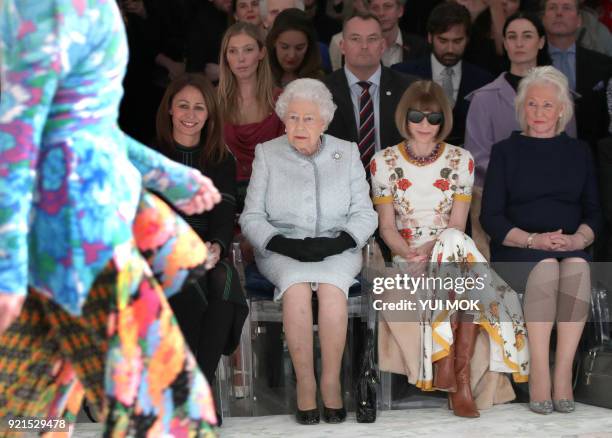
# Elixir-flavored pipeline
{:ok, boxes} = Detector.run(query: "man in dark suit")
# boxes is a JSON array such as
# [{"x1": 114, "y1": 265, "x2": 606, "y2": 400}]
[
  {"x1": 368, "y1": 0, "x2": 428, "y2": 66},
  {"x1": 542, "y1": 0, "x2": 612, "y2": 150},
  {"x1": 324, "y1": 12, "x2": 417, "y2": 157},
  {"x1": 391, "y1": 2, "x2": 493, "y2": 146}
]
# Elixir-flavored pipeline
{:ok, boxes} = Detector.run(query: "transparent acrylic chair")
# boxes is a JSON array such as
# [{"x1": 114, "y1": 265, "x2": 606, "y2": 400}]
[
  {"x1": 215, "y1": 239, "x2": 374, "y2": 418},
  {"x1": 362, "y1": 239, "x2": 448, "y2": 411}
]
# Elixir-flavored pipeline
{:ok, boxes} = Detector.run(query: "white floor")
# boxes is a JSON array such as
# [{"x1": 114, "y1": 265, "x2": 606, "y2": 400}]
[{"x1": 72, "y1": 403, "x2": 612, "y2": 437}]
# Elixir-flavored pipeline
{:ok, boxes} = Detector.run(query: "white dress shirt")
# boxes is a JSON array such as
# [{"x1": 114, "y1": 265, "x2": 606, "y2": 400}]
[
  {"x1": 431, "y1": 54, "x2": 462, "y2": 104},
  {"x1": 382, "y1": 30, "x2": 403, "y2": 67}
]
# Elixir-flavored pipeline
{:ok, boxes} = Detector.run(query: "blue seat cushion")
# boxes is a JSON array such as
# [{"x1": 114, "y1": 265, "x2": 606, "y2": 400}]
[{"x1": 244, "y1": 263, "x2": 362, "y2": 300}]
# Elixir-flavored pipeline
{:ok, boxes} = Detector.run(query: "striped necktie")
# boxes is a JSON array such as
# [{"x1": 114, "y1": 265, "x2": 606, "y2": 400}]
[{"x1": 358, "y1": 81, "x2": 375, "y2": 178}]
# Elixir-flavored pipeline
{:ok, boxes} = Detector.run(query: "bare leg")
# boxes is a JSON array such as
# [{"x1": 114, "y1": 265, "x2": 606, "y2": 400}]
[
  {"x1": 524, "y1": 258, "x2": 559, "y2": 403},
  {"x1": 554, "y1": 258, "x2": 591, "y2": 400},
  {"x1": 283, "y1": 283, "x2": 316, "y2": 410},
  {"x1": 317, "y1": 284, "x2": 348, "y2": 409}
]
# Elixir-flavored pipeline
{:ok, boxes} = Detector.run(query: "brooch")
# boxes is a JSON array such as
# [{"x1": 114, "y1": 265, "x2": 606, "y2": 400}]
[{"x1": 332, "y1": 151, "x2": 342, "y2": 161}]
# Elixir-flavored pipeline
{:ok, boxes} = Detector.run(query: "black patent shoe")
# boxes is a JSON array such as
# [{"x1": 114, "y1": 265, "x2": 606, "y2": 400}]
[
  {"x1": 295, "y1": 408, "x2": 320, "y2": 425},
  {"x1": 323, "y1": 406, "x2": 347, "y2": 424}
]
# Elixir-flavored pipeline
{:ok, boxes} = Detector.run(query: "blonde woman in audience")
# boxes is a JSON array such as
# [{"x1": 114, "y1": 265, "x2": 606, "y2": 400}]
[{"x1": 218, "y1": 22, "x2": 285, "y2": 211}]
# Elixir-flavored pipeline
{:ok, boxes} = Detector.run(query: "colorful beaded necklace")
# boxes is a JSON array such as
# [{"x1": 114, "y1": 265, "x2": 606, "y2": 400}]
[{"x1": 403, "y1": 141, "x2": 444, "y2": 166}]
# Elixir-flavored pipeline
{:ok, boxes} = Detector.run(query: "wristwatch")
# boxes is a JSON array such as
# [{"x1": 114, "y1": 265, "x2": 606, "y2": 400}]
[{"x1": 526, "y1": 233, "x2": 537, "y2": 249}]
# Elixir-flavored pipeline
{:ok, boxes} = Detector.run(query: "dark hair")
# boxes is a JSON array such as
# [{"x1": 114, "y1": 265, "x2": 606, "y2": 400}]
[
  {"x1": 266, "y1": 8, "x2": 323, "y2": 86},
  {"x1": 502, "y1": 11, "x2": 552, "y2": 66},
  {"x1": 540, "y1": 0, "x2": 579, "y2": 11},
  {"x1": 156, "y1": 73, "x2": 228, "y2": 167},
  {"x1": 342, "y1": 11, "x2": 382, "y2": 32},
  {"x1": 426, "y1": 1, "x2": 472, "y2": 37}
]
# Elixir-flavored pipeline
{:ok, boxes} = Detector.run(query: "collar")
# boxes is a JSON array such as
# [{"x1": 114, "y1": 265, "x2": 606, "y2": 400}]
[
  {"x1": 430, "y1": 53, "x2": 462, "y2": 77},
  {"x1": 549, "y1": 43, "x2": 576, "y2": 55},
  {"x1": 392, "y1": 28, "x2": 403, "y2": 48},
  {"x1": 344, "y1": 64, "x2": 382, "y2": 89}
]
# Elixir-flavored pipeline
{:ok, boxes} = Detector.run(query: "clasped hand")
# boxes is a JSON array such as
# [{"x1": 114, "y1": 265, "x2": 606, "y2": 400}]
[
  {"x1": 401, "y1": 240, "x2": 437, "y2": 277},
  {"x1": 531, "y1": 229, "x2": 583, "y2": 251}
]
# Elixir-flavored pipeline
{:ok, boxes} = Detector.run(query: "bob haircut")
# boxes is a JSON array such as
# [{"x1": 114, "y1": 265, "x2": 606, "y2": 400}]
[
  {"x1": 275, "y1": 78, "x2": 336, "y2": 128},
  {"x1": 515, "y1": 65, "x2": 574, "y2": 135},
  {"x1": 395, "y1": 80, "x2": 453, "y2": 143},
  {"x1": 156, "y1": 73, "x2": 228, "y2": 166}
]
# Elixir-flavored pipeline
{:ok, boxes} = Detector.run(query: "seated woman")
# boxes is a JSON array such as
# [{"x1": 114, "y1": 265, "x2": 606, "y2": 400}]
[
  {"x1": 465, "y1": 11, "x2": 561, "y2": 259},
  {"x1": 218, "y1": 22, "x2": 285, "y2": 212},
  {"x1": 155, "y1": 73, "x2": 248, "y2": 387},
  {"x1": 266, "y1": 8, "x2": 325, "y2": 87},
  {"x1": 239, "y1": 78, "x2": 378, "y2": 425},
  {"x1": 480, "y1": 66, "x2": 602, "y2": 415},
  {"x1": 371, "y1": 80, "x2": 529, "y2": 418}
]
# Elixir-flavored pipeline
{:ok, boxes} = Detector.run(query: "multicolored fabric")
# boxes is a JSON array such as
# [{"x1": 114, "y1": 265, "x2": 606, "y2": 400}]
[
  {"x1": 0, "y1": 0, "x2": 204, "y2": 315},
  {"x1": 0, "y1": 256, "x2": 216, "y2": 437},
  {"x1": 0, "y1": 192, "x2": 216, "y2": 437},
  {"x1": 134, "y1": 192, "x2": 208, "y2": 298}
]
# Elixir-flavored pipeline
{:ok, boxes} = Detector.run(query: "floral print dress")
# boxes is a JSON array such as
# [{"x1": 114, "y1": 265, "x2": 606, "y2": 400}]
[{"x1": 371, "y1": 142, "x2": 529, "y2": 388}]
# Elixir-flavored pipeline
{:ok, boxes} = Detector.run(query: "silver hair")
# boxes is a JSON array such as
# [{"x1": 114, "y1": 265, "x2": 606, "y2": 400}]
[
  {"x1": 259, "y1": 0, "x2": 305, "y2": 20},
  {"x1": 275, "y1": 78, "x2": 337, "y2": 127},
  {"x1": 515, "y1": 66, "x2": 574, "y2": 135}
]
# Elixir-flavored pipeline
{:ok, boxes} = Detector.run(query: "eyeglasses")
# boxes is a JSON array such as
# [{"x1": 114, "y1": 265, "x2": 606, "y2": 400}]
[{"x1": 407, "y1": 110, "x2": 444, "y2": 125}]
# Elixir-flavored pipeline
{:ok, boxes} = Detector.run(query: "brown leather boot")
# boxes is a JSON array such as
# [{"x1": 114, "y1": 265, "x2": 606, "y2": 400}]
[
  {"x1": 449, "y1": 322, "x2": 480, "y2": 418},
  {"x1": 433, "y1": 320, "x2": 458, "y2": 392}
]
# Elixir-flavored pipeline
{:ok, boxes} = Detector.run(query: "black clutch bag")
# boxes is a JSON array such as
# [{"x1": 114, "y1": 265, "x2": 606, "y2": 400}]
[{"x1": 355, "y1": 328, "x2": 378, "y2": 423}]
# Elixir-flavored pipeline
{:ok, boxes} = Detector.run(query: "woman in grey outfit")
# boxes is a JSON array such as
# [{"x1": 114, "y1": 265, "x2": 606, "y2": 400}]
[{"x1": 240, "y1": 78, "x2": 378, "y2": 425}]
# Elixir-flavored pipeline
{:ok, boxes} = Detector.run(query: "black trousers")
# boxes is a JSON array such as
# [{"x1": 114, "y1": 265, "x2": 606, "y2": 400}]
[{"x1": 169, "y1": 261, "x2": 243, "y2": 384}]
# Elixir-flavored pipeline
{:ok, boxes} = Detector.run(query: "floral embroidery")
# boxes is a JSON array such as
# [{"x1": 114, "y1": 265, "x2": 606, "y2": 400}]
[
  {"x1": 370, "y1": 159, "x2": 377, "y2": 176},
  {"x1": 468, "y1": 158, "x2": 474, "y2": 175},
  {"x1": 399, "y1": 228, "x2": 413, "y2": 240},
  {"x1": 433, "y1": 179, "x2": 450, "y2": 191},
  {"x1": 397, "y1": 178, "x2": 412, "y2": 191}
]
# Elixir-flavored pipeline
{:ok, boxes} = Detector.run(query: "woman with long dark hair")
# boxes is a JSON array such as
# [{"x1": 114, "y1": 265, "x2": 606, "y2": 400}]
[
  {"x1": 156, "y1": 73, "x2": 248, "y2": 387},
  {"x1": 266, "y1": 8, "x2": 324, "y2": 87}
]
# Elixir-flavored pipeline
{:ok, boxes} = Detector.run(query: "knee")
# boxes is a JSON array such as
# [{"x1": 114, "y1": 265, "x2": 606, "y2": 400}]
[{"x1": 439, "y1": 228, "x2": 466, "y2": 243}]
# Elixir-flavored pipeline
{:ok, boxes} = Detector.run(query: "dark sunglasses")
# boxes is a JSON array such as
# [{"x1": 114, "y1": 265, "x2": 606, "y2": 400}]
[{"x1": 407, "y1": 110, "x2": 444, "y2": 126}]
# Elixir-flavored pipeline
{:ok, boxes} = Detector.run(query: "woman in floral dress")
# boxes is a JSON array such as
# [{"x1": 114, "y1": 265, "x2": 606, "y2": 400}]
[{"x1": 371, "y1": 80, "x2": 529, "y2": 418}]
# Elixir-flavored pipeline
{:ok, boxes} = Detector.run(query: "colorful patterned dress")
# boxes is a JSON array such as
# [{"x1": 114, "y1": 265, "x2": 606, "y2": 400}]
[
  {"x1": 371, "y1": 142, "x2": 529, "y2": 390},
  {"x1": 0, "y1": 0, "x2": 216, "y2": 435}
]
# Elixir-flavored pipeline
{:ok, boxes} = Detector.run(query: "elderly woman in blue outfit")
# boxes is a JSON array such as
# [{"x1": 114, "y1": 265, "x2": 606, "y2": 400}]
[{"x1": 240, "y1": 78, "x2": 378, "y2": 425}]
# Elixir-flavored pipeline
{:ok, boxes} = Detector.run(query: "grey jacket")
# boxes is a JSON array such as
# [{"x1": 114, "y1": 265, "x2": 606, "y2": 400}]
[{"x1": 240, "y1": 134, "x2": 378, "y2": 257}]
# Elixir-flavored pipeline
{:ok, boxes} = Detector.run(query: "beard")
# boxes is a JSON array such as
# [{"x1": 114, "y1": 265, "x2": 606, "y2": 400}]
[{"x1": 435, "y1": 52, "x2": 461, "y2": 67}]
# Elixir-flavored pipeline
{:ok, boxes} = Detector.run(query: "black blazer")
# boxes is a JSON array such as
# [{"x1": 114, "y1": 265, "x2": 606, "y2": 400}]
[
  {"x1": 391, "y1": 56, "x2": 494, "y2": 146},
  {"x1": 575, "y1": 46, "x2": 612, "y2": 149},
  {"x1": 323, "y1": 66, "x2": 418, "y2": 149}
]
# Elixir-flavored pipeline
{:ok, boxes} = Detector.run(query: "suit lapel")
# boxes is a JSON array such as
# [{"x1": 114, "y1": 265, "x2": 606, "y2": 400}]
[{"x1": 335, "y1": 71, "x2": 359, "y2": 142}]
